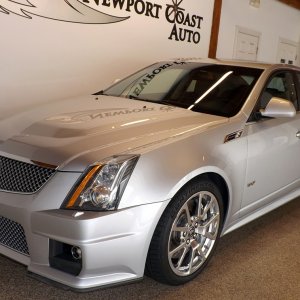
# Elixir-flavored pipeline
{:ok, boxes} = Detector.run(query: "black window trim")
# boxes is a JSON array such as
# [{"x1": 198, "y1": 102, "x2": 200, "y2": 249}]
[
  {"x1": 291, "y1": 70, "x2": 300, "y2": 111},
  {"x1": 248, "y1": 69, "x2": 299, "y2": 122}
]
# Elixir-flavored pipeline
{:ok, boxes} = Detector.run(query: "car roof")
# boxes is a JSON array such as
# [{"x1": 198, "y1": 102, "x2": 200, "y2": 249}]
[{"x1": 171, "y1": 58, "x2": 300, "y2": 71}]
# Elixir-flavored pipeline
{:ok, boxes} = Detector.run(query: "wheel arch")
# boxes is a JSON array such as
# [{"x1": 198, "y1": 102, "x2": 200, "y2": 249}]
[
  {"x1": 206, "y1": 172, "x2": 229, "y2": 223},
  {"x1": 145, "y1": 170, "x2": 231, "y2": 283},
  {"x1": 166, "y1": 170, "x2": 231, "y2": 227}
]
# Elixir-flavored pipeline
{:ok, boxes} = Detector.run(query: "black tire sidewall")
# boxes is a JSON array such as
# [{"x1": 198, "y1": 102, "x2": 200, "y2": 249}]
[{"x1": 150, "y1": 179, "x2": 224, "y2": 285}]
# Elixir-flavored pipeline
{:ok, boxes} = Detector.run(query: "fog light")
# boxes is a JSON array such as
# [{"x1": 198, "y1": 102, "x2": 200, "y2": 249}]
[
  {"x1": 71, "y1": 246, "x2": 82, "y2": 260},
  {"x1": 49, "y1": 240, "x2": 82, "y2": 276}
]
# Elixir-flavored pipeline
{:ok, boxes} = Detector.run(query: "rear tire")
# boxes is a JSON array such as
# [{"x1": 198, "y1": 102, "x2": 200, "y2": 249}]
[{"x1": 146, "y1": 179, "x2": 224, "y2": 285}]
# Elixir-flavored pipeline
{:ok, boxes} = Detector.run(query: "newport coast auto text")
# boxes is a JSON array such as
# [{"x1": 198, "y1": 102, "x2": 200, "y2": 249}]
[
  {"x1": 81, "y1": 0, "x2": 204, "y2": 44},
  {"x1": 47, "y1": 106, "x2": 175, "y2": 124}
]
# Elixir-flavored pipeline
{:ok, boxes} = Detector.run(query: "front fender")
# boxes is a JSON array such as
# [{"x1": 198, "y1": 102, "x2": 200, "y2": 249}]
[{"x1": 118, "y1": 130, "x2": 247, "y2": 222}]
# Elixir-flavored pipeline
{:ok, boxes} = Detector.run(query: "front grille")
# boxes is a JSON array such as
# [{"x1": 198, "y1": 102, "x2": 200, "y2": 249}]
[
  {"x1": 0, "y1": 155, "x2": 56, "y2": 194},
  {"x1": 0, "y1": 216, "x2": 29, "y2": 256}
]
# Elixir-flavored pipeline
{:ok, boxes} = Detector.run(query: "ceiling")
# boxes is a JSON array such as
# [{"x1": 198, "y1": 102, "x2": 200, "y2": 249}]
[{"x1": 278, "y1": 0, "x2": 300, "y2": 10}]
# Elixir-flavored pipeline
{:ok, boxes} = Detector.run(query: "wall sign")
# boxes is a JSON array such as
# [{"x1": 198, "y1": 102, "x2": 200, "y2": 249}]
[
  {"x1": 93, "y1": 0, "x2": 204, "y2": 44},
  {"x1": 0, "y1": 0, "x2": 213, "y2": 115},
  {"x1": 0, "y1": 0, "x2": 128, "y2": 24},
  {"x1": 0, "y1": 0, "x2": 204, "y2": 45}
]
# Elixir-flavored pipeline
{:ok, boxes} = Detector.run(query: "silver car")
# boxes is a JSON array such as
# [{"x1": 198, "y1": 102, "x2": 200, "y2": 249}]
[{"x1": 0, "y1": 59, "x2": 299, "y2": 290}]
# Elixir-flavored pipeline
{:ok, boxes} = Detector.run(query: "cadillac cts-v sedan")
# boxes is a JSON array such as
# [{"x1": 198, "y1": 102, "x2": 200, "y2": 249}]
[{"x1": 0, "y1": 59, "x2": 299, "y2": 290}]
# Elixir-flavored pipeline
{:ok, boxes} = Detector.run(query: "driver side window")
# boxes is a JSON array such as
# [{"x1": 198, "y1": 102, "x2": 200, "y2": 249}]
[{"x1": 259, "y1": 71, "x2": 297, "y2": 110}]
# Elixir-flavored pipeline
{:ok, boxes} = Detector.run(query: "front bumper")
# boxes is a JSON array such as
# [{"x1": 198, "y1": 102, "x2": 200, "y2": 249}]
[
  {"x1": 29, "y1": 203, "x2": 167, "y2": 289},
  {"x1": 0, "y1": 171, "x2": 168, "y2": 289}
]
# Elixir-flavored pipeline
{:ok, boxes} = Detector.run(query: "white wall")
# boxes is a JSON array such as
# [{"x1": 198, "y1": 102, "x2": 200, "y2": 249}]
[
  {"x1": 298, "y1": 34, "x2": 300, "y2": 65},
  {"x1": 0, "y1": 0, "x2": 214, "y2": 118},
  {"x1": 217, "y1": 0, "x2": 300, "y2": 65},
  {"x1": 2, "y1": 0, "x2": 299, "y2": 120}
]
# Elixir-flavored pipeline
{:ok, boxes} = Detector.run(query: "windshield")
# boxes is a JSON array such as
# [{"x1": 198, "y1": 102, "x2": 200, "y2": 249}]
[{"x1": 103, "y1": 61, "x2": 263, "y2": 117}]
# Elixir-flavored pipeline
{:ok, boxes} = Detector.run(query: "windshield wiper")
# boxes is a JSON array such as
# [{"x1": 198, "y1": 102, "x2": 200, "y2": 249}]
[
  {"x1": 128, "y1": 95, "x2": 145, "y2": 100},
  {"x1": 93, "y1": 90, "x2": 108, "y2": 96},
  {"x1": 128, "y1": 96, "x2": 179, "y2": 108},
  {"x1": 159, "y1": 100, "x2": 185, "y2": 108},
  {"x1": 128, "y1": 95, "x2": 157, "y2": 103}
]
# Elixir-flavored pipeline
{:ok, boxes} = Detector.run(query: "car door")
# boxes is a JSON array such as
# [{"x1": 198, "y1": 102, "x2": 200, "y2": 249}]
[{"x1": 241, "y1": 70, "x2": 300, "y2": 216}]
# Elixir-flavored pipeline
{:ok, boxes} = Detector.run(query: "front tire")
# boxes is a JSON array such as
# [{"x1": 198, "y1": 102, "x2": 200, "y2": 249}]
[{"x1": 146, "y1": 179, "x2": 224, "y2": 285}]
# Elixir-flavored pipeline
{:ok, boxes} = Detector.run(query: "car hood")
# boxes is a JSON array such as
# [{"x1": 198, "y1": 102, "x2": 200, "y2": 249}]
[{"x1": 0, "y1": 95, "x2": 227, "y2": 171}]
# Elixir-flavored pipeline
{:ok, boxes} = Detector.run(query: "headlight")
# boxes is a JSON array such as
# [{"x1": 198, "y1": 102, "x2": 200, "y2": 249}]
[{"x1": 62, "y1": 155, "x2": 139, "y2": 211}]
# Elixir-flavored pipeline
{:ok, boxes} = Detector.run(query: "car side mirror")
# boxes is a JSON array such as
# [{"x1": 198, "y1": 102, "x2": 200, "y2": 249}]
[{"x1": 260, "y1": 97, "x2": 296, "y2": 118}]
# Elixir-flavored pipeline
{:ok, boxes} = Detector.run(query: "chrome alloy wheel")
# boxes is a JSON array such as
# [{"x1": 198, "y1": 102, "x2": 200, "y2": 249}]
[{"x1": 168, "y1": 191, "x2": 220, "y2": 276}]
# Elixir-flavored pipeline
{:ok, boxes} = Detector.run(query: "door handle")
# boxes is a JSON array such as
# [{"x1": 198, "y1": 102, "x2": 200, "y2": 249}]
[{"x1": 297, "y1": 131, "x2": 300, "y2": 139}]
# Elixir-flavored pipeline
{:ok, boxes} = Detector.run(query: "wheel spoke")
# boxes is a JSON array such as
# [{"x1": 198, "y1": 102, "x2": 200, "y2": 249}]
[
  {"x1": 199, "y1": 197, "x2": 214, "y2": 219},
  {"x1": 173, "y1": 226, "x2": 189, "y2": 233},
  {"x1": 188, "y1": 249, "x2": 196, "y2": 275},
  {"x1": 200, "y1": 212, "x2": 220, "y2": 229},
  {"x1": 200, "y1": 213, "x2": 219, "y2": 240},
  {"x1": 197, "y1": 192, "x2": 204, "y2": 218},
  {"x1": 196, "y1": 247, "x2": 206, "y2": 260},
  {"x1": 202, "y1": 230, "x2": 217, "y2": 240},
  {"x1": 169, "y1": 241, "x2": 187, "y2": 257},
  {"x1": 183, "y1": 203, "x2": 192, "y2": 224},
  {"x1": 176, "y1": 247, "x2": 188, "y2": 269}
]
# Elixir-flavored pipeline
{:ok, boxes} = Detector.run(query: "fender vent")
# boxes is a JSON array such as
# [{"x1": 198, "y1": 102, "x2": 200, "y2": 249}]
[{"x1": 224, "y1": 130, "x2": 243, "y2": 143}]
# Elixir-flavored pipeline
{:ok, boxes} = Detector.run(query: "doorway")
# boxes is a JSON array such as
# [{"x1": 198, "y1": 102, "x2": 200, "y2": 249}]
[
  {"x1": 233, "y1": 26, "x2": 261, "y2": 61},
  {"x1": 276, "y1": 38, "x2": 298, "y2": 65}
]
